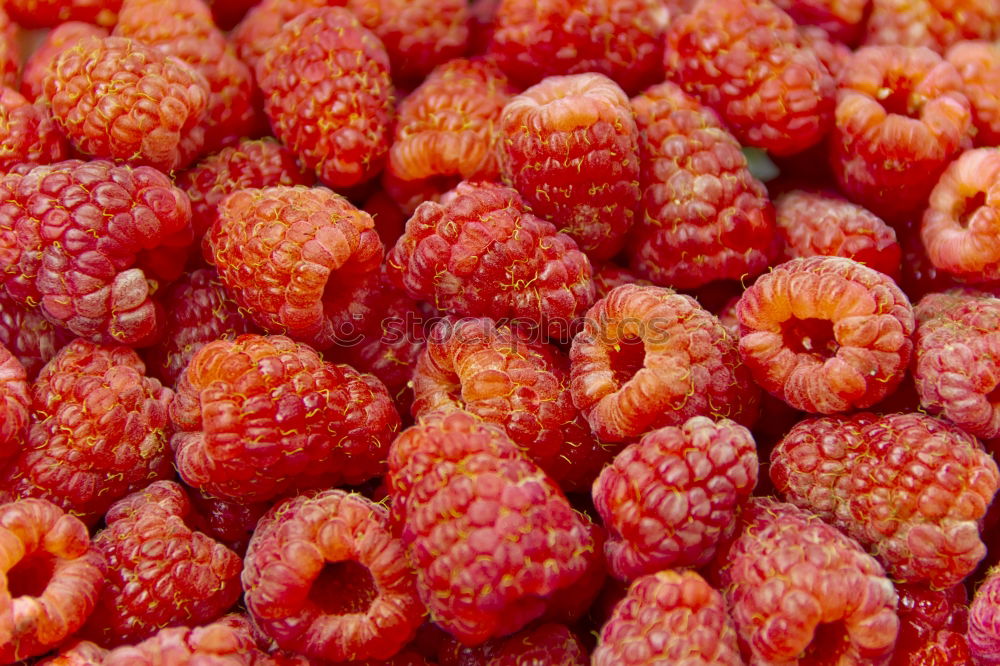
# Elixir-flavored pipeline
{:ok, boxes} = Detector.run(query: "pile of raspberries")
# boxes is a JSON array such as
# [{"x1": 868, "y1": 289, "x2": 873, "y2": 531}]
[{"x1": 2, "y1": 0, "x2": 1000, "y2": 663}]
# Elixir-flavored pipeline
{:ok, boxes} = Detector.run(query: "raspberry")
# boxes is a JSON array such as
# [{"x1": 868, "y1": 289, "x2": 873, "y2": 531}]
[
  {"x1": 592, "y1": 263, "x2": 651, "y2": 299},
  {"x1": 0, "y1": 499, "x2": 105, "y2": 662},
  {"x1": 498, "y1": 72, "x2": 640, "y2": 261},
  {"x1": 0, "y1": 160, "x2": 194, "y2": 346},
  {"x1": 256, "y1": 7, "x2": 394, "y2": 189},
  {"x1": 386, "y1": 181, "x2": 595, "y2": 342},
  {"x1": 664, "y1": 0, "x2": 836, "y2": 156},
  {"x1": 36, "y1": 640, "x2": 109, "y2": 666},
  {"x1": 770, "y1": 411, "x2": 1000, "y2": 586},
  {"x1": 2, "y1": 0, "x2": 119, "y2": 27},
  {"x1": 891, "y1": 582, "x2": 971, "y2": 665},
  {"x1": 912, "y1": 290, "x2": 1000, "y2": 441},
  {"x1": 483, "y1": 624, "x2": 587, "y2": 665},
  {"x1": 0, "y1": 88, "x2": 68, "y2": 172},
  {"x1": 625, "y1": 81, "x2": 777, "y2": 290},
  {"x1": 863, "y1": 0, "x2": 1000, "y2": 53},
  {"x1": 0, "y1": 8, "x2": 16, "y2": 90},
  {"x1": 43, "y1": 36, "x2": 209, "y2": 172},
  {"x1": 207, "y1": 0, "x2": 255, "y2": 29},
  {"x1": 899, "y1": 218, "x2": 969, "y2": 300},
  {"x1": 386, "y1": 57, "x2": 515, "y2": 214},
  {"x1": 170, "y1": 334, "x2": 400, "y2": 501},
  {"x1": 570, "y1": 284, "x2": 759, "y2": 442},
  {"x1": 487, "y1": 0, "x2": 668, "y2": 95},
  {"x1": 799, "y1": 23, "x2": 854, "y2": 77},
  {"x1": 947, "y1": 40, "x2": 1000, "y2": 147},
  {"x1": 775, "y1": 188, "x2": 902, "y2": 279},
  {"x1": 921, "y1": 148, "x2": 1000, "y2": 283},
  {"x1": 0, "y1": 343, "x2": 28, "y2": 462},
  {"x1": 101, "y1": 620, "x2": 267, "y2": 665},
  {"x1": 386, "y1": 410, "x2": 600, "y2": 645},
  {"x1": 80, "y1": 481, "x2": 242, "y2": 647},
  {"x1": 205, "y1": 186, "x2": 383, "y2": 350},
  {"x1": 592, "y1": 416, "x2": 758, "y2": 581},
  {"x1": 141, "y1": 268, "x2": 257, "y2": 388},
  {"x1": 362, "y1": 189, "x2": 407, "y2": 248},
  {"x1": 0, "y1": 291, "x2": 74, "y2": 380},
  {"x1": 112, "y1": 0, "x2": 258, "y2": 153},
  {"x1": 972, "y1": 568, "x2": 1000, "y2": 666},
  {"x1": 736, "y1": 255, "x2": 915, "y2": 413},
  {"x1": 0, "y1": 340, "x2": 173, "y2": 526},
  {"x1": 243, "y1": 489, "x2": 424, "y2": 662},
  {"x1": 772, "y1": 0, "x2": 868, "y2": 43},
  {"x1": 718, "y1": 497, "x2": 899, "y2": 664},
  {"x1": 592, "y1": 570, "x2": 741, "y2": 665},
  {"x1": 830, "y1": 45, "x2": 972, "y2": 223},
  {"x1": 411, "y1": 316, "x2": 610, "y2": 492},
  {"x1": 186, "y1": 488, "x2": 269, "y2": 558},
  {"x1": 20, "y1": 22, "x2": 108, "y2": 102}
]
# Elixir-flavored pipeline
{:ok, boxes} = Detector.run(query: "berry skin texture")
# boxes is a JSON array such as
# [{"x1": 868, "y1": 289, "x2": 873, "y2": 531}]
[
  {"x1": 626, "y1": 81, "x2": 777, "y2": 290},
  {"x1": 101, "y1": 619, "x2": 267, "y2": 666},
  {"x1": 592, "y1": 416, "x2": 758, "y2": 581},
  {"x1": 970, "y1": 568, "x2": 1000, "y2": 666},
  {"x1": 0, "y1": 499, "x2": 105, "y2": 662},
  {"x1": 736, "y1": 255, "x2": 915, "y2": 414},
  {"x1": 498, "y1": 72, "x2": 640, "y2": 262},
  {"x1": 186, "y1": 488, "x2": 270, "y2": 557},
  {"x1": 170, "y1": 334, "x2": 400, "y2": 502},
  {"x1": 921, "y1": 148, "x2": 1000, "y2": 283},
  {"x1": 913, "y1": 290, "x2": 1000, "y2": 441},
  {"x1": 243, "y1": 490, "x2": 424, "y2": 662},
  {"x1": 718, "y1": 497, "x2": 900, "y2": 665},
  {"x1": 2, "y1": 0, "x2": 120, "y2": 27},
  {"x1": 483, "y1": 623, "x2": 588, "y2": 665},
  {"x1": 80, "y1": 481, "x2": 243, "y2": 647},
  {"x1": 205, "y1": 186, "x2": 383, "y2": 350},
  {"x1": 0, "y1": 160, "x2": 194, "y2": 346},
  {"x1": 863, "y1": 0, "x2": 1000, "y2": 53},
  {"x1": 43, "y1": 36, "x2": 209, "y2": 172},
  {"x1": 387, "y1": 410, "x2": 601, "y2": 645},
  {"x1": 663, "y1": 0, "x2": 836, "y2": 156},
  {"x1": 770, "y1": 411, "x2": 1000, "y2": 587},
  {"x1": 256, "y1": 7, "x2": 394, "y2": 189},
  {"x1": 772, "y1": 0, "x2": 868, "y2": 44},
  {"x1": 592, "y1": 569, "x2": 741, "y2": 665},
  {"x1": 20, "y1": 22, "x2": 108, "y2": 102},
  {"x1": 0, "y1": 88, "x2": 68, "y2": 172},
  {"x1": 570, "y1": 284, "x2": 760, "y2": 442},
  {"x1": 891, "y1": 582, "x2": 971, "y2": 665},
  {"x1": 386, "y1": 180, "x2": 595, "y2": 342},
  {"x1": 947, "y1": 41, "x2": 1000, "y2": 148},
  {"x1": 0, "y1": 340, "x2": 174, "y2": 526},
  {"x1": 36, "y1": 640, "x2": 109, "y2": 666},
  {"x1": 830, "y1": 45, "x2": 973, "y2": 223},
  {"x1": 0, "y1": 343, "x2": 29, "y2": 461},
  {"x1": 0, "y1": 291, "x2": 74, "y2": 380}
]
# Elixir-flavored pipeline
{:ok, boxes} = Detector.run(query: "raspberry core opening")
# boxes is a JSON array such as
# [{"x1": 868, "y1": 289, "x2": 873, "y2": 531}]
[
  {"x1": 876, "y1": 85, "x2": 919, "y2": 118},
  {"x1": 781, "y1": 317, "x2": 839, "y2": 358},
  {"x1": 805, "y1": 620, "x2": 850, "y2": 661},
  {"x1": 957, "y1": 190, "x2": 988, "y2": 229},
  {"x1": 7, "y1": 551, "x2": 56, "y2": 599},
  {"x1": 308, "y1": 559, "x2": 378, "y2": 615},
  {"x1": 608, "y1": 334, "x2": 646, "y2": 386}
]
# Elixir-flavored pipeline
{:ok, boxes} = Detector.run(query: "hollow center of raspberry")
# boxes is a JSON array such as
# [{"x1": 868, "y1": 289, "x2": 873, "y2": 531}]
[
  {"x1": 876, "y1": 86, "x2": 919, "y2": 117},
  {"x1": 987, "y1": 383, "x2": 1000, "y2": 407},
  {"x1": 6, "y1": 551, "x2": 56, "y2": 599},
  {"x1": 608, "y1": 334, "x2": 646, "y2": 385},
  {"x1": 308, "y1": 559, "x2": 378, "y2": 615},
  {"x1": 957, "y1": 190, "x2": 988, "y2": 229},
  {"x1": 804, "y1": 621, "x2": 850, "y2": 661},
  {"x1": 782, "y1": 317, "x2": 839, "y2": 358}
]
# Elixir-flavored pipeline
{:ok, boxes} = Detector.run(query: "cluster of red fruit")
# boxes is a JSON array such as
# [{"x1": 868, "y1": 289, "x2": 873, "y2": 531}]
[{"x1": 0, "y1": 0, "x2": 999, "y2": 663}]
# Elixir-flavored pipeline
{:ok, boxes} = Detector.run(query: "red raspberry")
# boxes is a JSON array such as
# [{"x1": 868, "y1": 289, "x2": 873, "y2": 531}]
[
  {"x1": 0, "y1": 340, "x2": 173, "y2": 526},
  {"x1": 101, "y1": 619, "x2": 268, "y2": 665},
  {"x1": 205, "y1": 186, "x2": 383, "y2": 350},
  {"x1": 913, "y1": 290, "x2": 1000, "y2": 441},
  {"x1": 498, "y1": 72, "x2": 640, "y2": 261},
  {"x1": 626, "y1": 81, "x2": 777, "y2": 290},
  {"x1": 0, "y1": 291, "x2": 74, "y2": 380},
  {"x1": 112, "y1": 0, "x2": 258, "y2": 153},
  {"x1": 483, "y1": 624, "x2": 587, "y2": 665},
  {"x1": 863, "y1": 0, "x2": 1000, "y2": 53},
  {"x1": 592, "y1": 416, "x2": 758, "y2": 580},
  {"x1": 770, "y1": 411, "x2": 1000, "y2": 586},
  {"x1": 386, "y1": 57, "x2": 515, "y2": 214},
  {"x1": 186, "y1": 487, "x2": 270, "y2": 557},
  {"x1": 0, "y1": 160, "x2": 194, "y2": 346},
  {"x1": 921, "y1": 148, "x2": 1000, "y2": 283},
  {"x1": 243, "y1": 489, "x2": 424, "y2": 662},
  {"x1": 20, "y1": 22, "x2": 108, "y2": 102},
  {"x1": 831, "y1": 45, "x2": 972, "y2": 223},
  {"x1": 664, "y1": 0, "x2": 836, "y2": 156},
  {"x1": 737, "y1": 255, "x2": 915, "y2": 413},
  {"x1": 775, "y1": 188, "x2": 902, "y2": 279},
  {"x1": 36, "y1": 640, "x2": 109, "y2": 666},
  {"x1": 230, "y1": 0, "x2": 320, "y2": 73},
  {"x1": 718, "y1": 497, "x2": 899, "y2": 664},
  {"x1": 80, "y1": 481, "x2": 242, "y2": 647},
  {"x1": 0, "y1": 499, "x2": 105, "y2": 662},
  {"x1": 891, "y1": 582, "x2": 971, "y2": 665},
  {"x1": 772, "y1": 0, "x2": 868, "y2": 43},
  {"x1": 362, "y1": 188, "x2": 407, "y2": 248},
  {"x1": 592, "y1": 570, "x2": 741, "y2": 665},
  {"x1": 798, "y1": 23, "x2": 854, "y2": 78},
  {"x1": 947, "y1": 40, "x2": 1000, "y2": 147},
  {"x1": 256, "y1": 7, "x2": 394, "y2": 189},
  {"x1": 0, "y1": 343, "x2": 28, "y2": 462},
  {"x1": 570, "y1": 284, "x2": 759, "y2": 442},
  {"x1": 387, "y1": 410, "x2": 601, "y2": 645},
  {"x1": 43, "y1": 36, "x2": 209, "y2": 172},
  {"x1": 170, "y1": 334, "x2": 400, "y2": 501},
  {"x1": 971, "y1": 568, "x2": 1000, "y2": 666},
  {"x1": 487, "y1": 0, "x2": 668, "y2": 95},
  {"x1": 2, "y1": 0, "x2": 120, "y2": 27},
  {"x1": 386, "y1": 181, "x2": 595, "y2": 342},
  {"x1": 899, "y1": 217, "x2": 970, "y2": 300},
  {"x1": 0, "y1": 8, "x2": 16, "y2": 90},
  {"x1": 592, "y1": 263, "x2": 651, "y2": 299},
  {"x1": 411, "y1": 316, "x2": 610, "y2": 492},
  {"x1": 0, "y1": 88, "x2": 68, "y2": 172}
]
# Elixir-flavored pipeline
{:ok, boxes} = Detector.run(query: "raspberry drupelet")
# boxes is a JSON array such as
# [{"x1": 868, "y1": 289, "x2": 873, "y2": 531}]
[
  {"x1": 970, "y1": 568, "x2": 1000, "y2": 666},
  {"x1": 570, "y1": 284, "x2": 759, "y2": 442},
  {"x1": 0, "y1": 344, "x2": 29, "y2": 462},
  {"x1": 592, "y1": 569, "x2": 741, "y2": 665},
  {"x1": 891, "y1": 582, "x2": 971, "y2": 665},
  {"x1": 498, "y1": 72, "x2": 640, "y2": 262},
  {"x1": 0, "y1": 499, "x2": 105, "y2": 662},
  {"x1": 0, "y1": 88, "x2": 67, "y2": 172},
  {"x1": 20, "y1": 22, "x2": 108, "y2": 102},
  {"x1": 36, "y1": 640, "x2": 109, "y2": 665},
  {"x1": 626, "y1": 81, "x2": 777, "y2": 290},
  {"x1": 204, "y1": 185, "x2": 383, "y2": 350},
  {"x1": 481, "y1": 624, "x2": 588, "y2": 665},
  {"x1": 591, "y1": 263, "x2": 651, "y2": 299},
  {"x1": 186, "y1": 487, "x2": 270, "y2": 557},
  {"x1": 170, "y1": 334, "x2": 400, "y2": 502},
  {"x1": 863, "y1": 0, "x2": 1000, "y2": 53},
  {"x1": 243, "y1": 490, "x2": 425, "y2": 662},
  {"x1": 947, "y1": 40, "x2": 1000, "y2": 148},
  {"x1": 770, "y1": 411, "x2": 1000, "y2": 587},
  {"x1": 736, "y1": 255, "x2": 915, "y2": 414},
  {"x1": 100, "y1": 619, "x2": 269, "y2": 665}
]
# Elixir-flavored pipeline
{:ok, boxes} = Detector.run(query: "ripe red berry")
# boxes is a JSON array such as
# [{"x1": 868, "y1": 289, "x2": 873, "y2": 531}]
[
  {"x1": 186, "y1": 487, "x2": 270, "y2": 557},
  {"x1": 892, "y1": 582, "x2": 971, "y2": 665},
  {"x1": 0, "y1": 8, "x2": 17, "y2": 90},
  {"x1": 20, "y1": 22, "x2": 108, "y2": 102},
  {"x1": 772, "y1": 0, "x2": 868, "y2": 44},
  {"x1": 101, "y1": 619, "x2": 268, "y2": 665},
  {"x1": 2, "y1": 0, "x2": 120, "y2": 27},
  {"x1": 0, "y1": 343, "x2": 29, "y2": 462},
  {"x1": 947, "y1": 40, "x2": 1000, "y2": 147},
  {"x1": 0, "y1": 291, "x2": 74, "y2": 381},
  {"x1": 0, "y1": 88, "x2": 68, "y2": 172},
  {"x1": 486, "y1": 624, "x2": 588, "y2": 665},
  {"x1": 35, "y1": 640, "x2": 109, "y2": 666},
  {"x1": 969, "y1": 567, "x2": 1000, "y2": 665},
  {"x1": 863, "y1": 0, "x2": 1000, "y2": 53}
]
